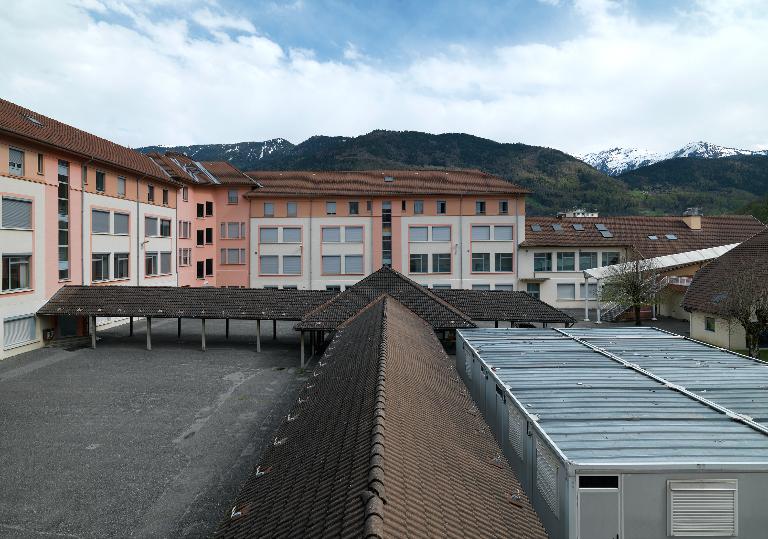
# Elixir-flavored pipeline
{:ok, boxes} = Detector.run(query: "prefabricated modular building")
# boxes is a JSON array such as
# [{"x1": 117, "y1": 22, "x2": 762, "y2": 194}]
[{"x1": 456, "y1": 327, "x2": 768, "y2": 539}]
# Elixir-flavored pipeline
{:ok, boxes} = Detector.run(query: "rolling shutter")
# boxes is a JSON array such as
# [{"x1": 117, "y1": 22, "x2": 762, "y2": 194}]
[
  {"x1": 113, "y1": 213, "x2": 129, "y2": 235},
  {"x1": 3, "y1": 316, "x2": 36, "y2": 350},
  {"x1": 260, "y1": 255, "x2": 279, "y2": 274},
  {"x1": 92, "y1": 210, "x2": 110, "y2": 233},
  {"x1": 344, "y1": 255, "x2": 363, "y2": 274},
  {"x1": 668, "y1": 480, "x2": 737, "y2": 536},
  {"x1": 322, "y1": 256, "x2": 341, "y2": 274},
  {"x1": 344, "y1": 226, "x2": 363, "y2": 243},
  {"x1": 431, "y1": 226, "x2": 451, "y2": 241},
  {"x1": 283, "y1": 255, "x2": 301, "y2": 275},
  {"x1": 282, "y1": 227, "x2": 300, "y2": 243},
  {"x1": 2, "y1": 198, "x2": 32, "y2": 229}
]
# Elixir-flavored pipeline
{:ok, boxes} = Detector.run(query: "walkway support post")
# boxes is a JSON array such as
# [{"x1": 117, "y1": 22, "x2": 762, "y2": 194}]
[
  {"x1": 178, "y1": 317, "x2": 182, "y2": 338},
  {"x1": 201, "y1": 318, "x2": 206, "y2": 352},
  {"x1": 583, "y1": 276, "x2": 590, "y2": 321},
  {"x1": 256, "y1": 320, "x2": 261, "y2": 353},
  {"x1": 90, "y1": 316, "x2": 96, "y2": 349},
  {"x1": 300, "y1": 331, "x2": 305, "y2": 368},
  {"x1": 311, "y1": 331, "x2": 315, "y2": 356},
  {"x1": 146, "y1": 317, "x2": 152, "y2": 351},
  {"x1": 652, "y1": 303, "x2": 657, "y2": 321},
  {"x1": 596, "y1": 278, "x2": 602, "y2": 324},
  {"x1": 273, "y1": 319, "x2": 277, "y2": 340},
  {"x1": 226, "y1": 319, "x2": 230, "y2": 339},
  {"x1": 494, "y1": 320, "x2": 498, "y2": 328},
  {"x1": 129, "y1": 317, "x2": 133, "y2": 336}
]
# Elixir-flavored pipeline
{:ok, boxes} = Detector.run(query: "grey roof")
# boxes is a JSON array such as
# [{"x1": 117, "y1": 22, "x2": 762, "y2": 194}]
[
  {"x1": 459, "y1": 327, "x2": 768, "y2": 467},
  {"x1": 37, "y1": 286, "x2": 336, "y2": 320}
]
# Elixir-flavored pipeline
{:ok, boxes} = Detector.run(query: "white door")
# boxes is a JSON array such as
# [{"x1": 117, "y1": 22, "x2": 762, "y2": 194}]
[{"x1": 578, "y1": 476, "x2": 620, "y2": 539}]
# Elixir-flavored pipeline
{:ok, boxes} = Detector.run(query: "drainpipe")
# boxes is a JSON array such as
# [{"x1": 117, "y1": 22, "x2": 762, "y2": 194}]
[
  {"x1": 308, "y1": 196, "x2": 313, "y2": 289},
  {"x1": 459, "y1": 194, "x2": 464, "y2": 289}
]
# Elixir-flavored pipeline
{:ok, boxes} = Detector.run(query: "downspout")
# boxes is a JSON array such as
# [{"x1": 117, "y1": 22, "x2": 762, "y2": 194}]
[
  {"x1": 308, "y1": 196, "x2": 313, "y2": 289},
  {"x1": 459, "y1": 194, "x2": 464, "y2": 289}
]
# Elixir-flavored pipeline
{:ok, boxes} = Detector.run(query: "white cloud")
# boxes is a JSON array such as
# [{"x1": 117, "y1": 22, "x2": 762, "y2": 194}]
[{"x1": 1, "y1": 0, "x2": 767, "y2": 155}]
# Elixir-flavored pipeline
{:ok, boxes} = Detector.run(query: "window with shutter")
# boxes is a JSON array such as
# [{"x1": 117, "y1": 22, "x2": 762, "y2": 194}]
[
  {"x1": 344, "y1": 226, "x2": 363, "y2": 243},
  {"x1": 227, "y1": 222, "x2": 240, "y2": 239},
  {"x1": 260, "y1": 255, "x2": 279, "y2": 275},
  {"x1": 322, "y1": 227, "x2": 340, "y2": 243},
  {"x1": 113, "y1": 213, "x2": 129, "y2": 235},
  {"x1": 9, "y1": 148, "x2": 24, "y2": 176},
  {"x1": 260, "y1": 228, "x2": 278, "y2": 243},
  {"x1": 160, "y1": 252, "x2": 171, "y2": 274},
  {"x1": 668, "y1": 480, "x2": 738, "y2": 536},
  {"x1": 409, "y1": 227, "x2": 428, "y2": 242},
  {"x1": 282, "y1": 227, "x2": 301, "y2": 243},
  {"x1": 145, "y1": 217, "x2": 158, "y2": 237},
  {"x1": 2, "y1": 197, "x2": 32, "y2": 229},
  {"x1": 471, "y1": 225, "x2": 491, "y2": 241},
  {"x1": 494, "y1": 225, "x2": 513, "y2": 240},
  {"x1": 322, "y1": 256, "x2": 341, "y2": 275},
  {"x1": 283, "y1": 255, "x2": 301, "y2": 274},
  {"x1": 3, "y1": 315, "x2": 36, "y2": 350},
  {"x1": 92, "y1": 210, "x2": 110, "y2": 234},
  {"x1": 344, "y1": 255, "x2": 363, "y2": 274},
  {"x1": 431, "y1": 226, "x2": 451, "y2": 242}
]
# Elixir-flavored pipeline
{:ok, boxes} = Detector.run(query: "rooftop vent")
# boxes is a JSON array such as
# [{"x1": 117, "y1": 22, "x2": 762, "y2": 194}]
[{"x1": 384, "y1": 176, "x2": 394, "y2": 182}]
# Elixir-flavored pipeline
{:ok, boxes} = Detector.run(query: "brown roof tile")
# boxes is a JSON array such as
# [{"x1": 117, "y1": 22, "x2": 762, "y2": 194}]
[
  {"x1": 200, "y1": 160, "x2": 260, "y2": 186},
  {"x1": 520, "y1": 215, "x2": 766, "y2": 258},
  {"x1": 216, "y1": 296, "x2": 548, "y2": 538},
  {"x1": 0, "y1": 98, "x2": 172, "y2": 182},
  {"x1": 243, "y1": 169, "x2": 529, "y2": 197},
  {"x1": 683, "y1": 228, "x2": 768, "y2": 314},
  {"x1": 146, "y1": 151, "x2": 259, "y2": 187},
  {"x1": 432, "y1": 289, "x2": 575, "y2": 324}
]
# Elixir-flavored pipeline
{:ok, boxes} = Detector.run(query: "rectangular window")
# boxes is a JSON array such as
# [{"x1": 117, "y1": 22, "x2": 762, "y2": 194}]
[
  {"x1": 345, "y1": 226, "x2": 363, "y2": 243},
  {"x1": 496, "y1": 284, "x2": 514, "y2": 291},
  {"x1": 3, "y1": 315, "x2": 36, "y2": 350},
  {"x1": 471, "y1": 225, "x2": 491, "y2": 241},
  {"x1": 282, "y1": 227, "x2": 301, "y2": 243},
  {"x1": 147, "y1": 184, "x2": 154, "y2": 202},
  {"x1": 2, "y1": 255, "x2": 31, "y2": 291},
  {"x1": 495, "y1": 253, "x2": 514, "y2": 272},
  {"x1": 145, "y1": 252, "x2": 158, "y2": 276},
  {"x1": 322, "y1": 255, "x2": 341, "y2": 275},
  {"x1": 322, "y1": 227, "x2": 341, "y2": 243},
  {"x1": 205, "y1": 258, "x2": 213, "y2": 276},
  {"x1": 410, "y1": 254, "x2": 428, "y2": 273},
  {"x1": 436, "y1": 200, "x2": 447, "y2": 214},
  {"x1": 432, "y1": 253, "x2": 451, "y2": 273},
  {"x1": 534, "y1": 252, "x2": 552, "y2": 272},
  {"x1": 197, "y1": 203, "x2": 205, "y2": 218},
  {"x1": 144, "y1": 216, "x2": 158, "y2": 237},
  {"x1": 602, "y1": 251, "x2": 621, "y2": 266},
  {"x1": 557, "y1": 283, "x2": 576, "y2": 300},
  {"x1": 262, "y1": 202, "x2": 274, "y2": 217},
  {"x1": 224, "y1": 221, "x2": 243, "y2": 239},
  {"x1": 494, "y1": 225, "x2": 513, "y2": 241},
  {"x1": 348, "y1": 201, "x2": 359, "y2": 215},
  {"x1": 409, "y1": 226, "x2": 428, "y2": 242},
  {"x1": 114, "y1": 253, "x2": 129, "y2": 279},
  {"x1": 472, "y1": 284, "x2": 491, "y2": 290},
  {"x1": 283, "y1": 255, "x2": 301, "y2": 274},
  {"x1": 92, "y1": 253, "x2": 110, "y2": 281},
  {"x1": 705, "y1": 317, "x2": 716, "y2": 332},
  {"x1": 668, "y1": 480, "x2": 737, "y2": 537},
  {"x1": 432, "y1": 284, "x2": 451, "y2": 289},
  {"x1": 401, "y1": 200, "x2": 406, "y2": 211},
  {"x1": 162, "y1": 189, "x2": 169, "y2": 205},
  {"x1": 472, "y1": 252, "x2": 491, "y2": 272},
  {"x1": 160, "y1": 251, "x2": 171, "y2": 274},
  {"x1": 431, "y1": 226, "x2": 451, "y2": 242},
  {"x1": 260, "y1": 255, "x2": 279, "y2": 275},
  {"x1": 57, "y1": 160, "x2": 69, "y2": 280},
  {"x1": 178, "y1": 248, "x2": 190, "y2": 267},
  {"x1": 205, "y1": 227, "x2": 213, "y2": 244},
  {"x1": 579, "y1": 252, "x2": 598, "y2": 271},
  {"x1": 117, "y1": 176, "x2": 126, "y2": 197},
  {"x1": 196, "y1": 261, "x2": 204, "y2": 279},
  {"x1": 326, "y1": 285, "x2": 341, "y2": 292},
  {"x1": 37, "y1": 153, "x2": 44, "y2": 175},
  {"x1": 1, "y1": 197, "x2": 32, "y2": 229},
  {"x1": 366, "y1": 200, "x2": 372, "y2": 213},
  {"x1": 475, "y1": 200, "x2": 486, "y2": 215},
  {"x1": 286, "y1": 201, "x2": 297, "y2": 217},
  {"x1": 344, "y1": 255, "x2": 363, "y2": 274},
  {"x1": 260, "y1": 227, "x2": 278, "y2": 244},
  {"x1": 196, "y1": 229, "x2": 204, "y2": 246},
  {"x1": 556, "y1": 252, "x2": 576, "y2": 271},
  {"x1": 182, "y1": 186, "x2": 188, "y2": 201},
  {"x1": 91, "y1": 209, "x2": 110, "y2": 234},
  {"x1": 95, "y1": 171, "x2": 105, "y2": 192},
  {"x1": 227, "y1": 189, "x2": 238, "y2": 204},
  {"x1": 527, "y1": 283, "x2": 540, "y2": 299},
  {"x1": 178, "y1": 220, "x2": 190, "y2": 239},
  {"x1": 499, "y1": 200, "x2": 509, "y2": 214},
  {"x1": 580, "y1": 282, "x2": 598, "y2": 300},
  {"x1": 9, "y1": 148, "x2": 24, "y2": 176},
  {"x1": 326, "y1": 201, "x2": 336, "y2": 215},
  {"x1": 160, "y1": 219, "x2": 171, "y2": 237},
  {"x1": 414, "y1": 200, "x2": 424, "y2": 214},
  {"x1": 205, "y1": 201, "x2": 213, "y2": 216},
  {"x1": 221, "y1": 248, "x2": 247, "y2": 265}
]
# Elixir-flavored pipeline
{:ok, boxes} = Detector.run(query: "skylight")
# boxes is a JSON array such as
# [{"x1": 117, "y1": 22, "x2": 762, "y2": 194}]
[
  {"x1": 531, "y1": 224, "x2": 541, "y2": 232},
  {"x1": 24, "y1": 114, "x2": 43, "y2": 127},
  {"x1": 595, "y1": 223, "x2": 607, "y2": 231},
  {"x1": 666, "y1": 234, "x2": 678, "y2": 240},
  {"x1": 552, "y1": 224, "x2": 563, "y2": 231},
  {"x1": 599, "y1": 230, "x2": 614, "y2": 238},
  {"x1": 648, "y1": 235, "x2": 658, "y2": 240},
  {"x1": 572, "y1": 224, "x2": 584, "y2": 231}
]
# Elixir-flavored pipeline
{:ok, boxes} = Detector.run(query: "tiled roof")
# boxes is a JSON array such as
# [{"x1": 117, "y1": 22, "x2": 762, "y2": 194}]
[
  {"x1": 146, "y1": 151, "x2": 259, "y2": 186},
  {"x1": 37, "y1": 286, "x2": 336, "y2": 320},
  {"x1": 200, "y1": 160, "x2": 260, "y2": 186},
  {"x1": 295, "y1": 266, "x2": 476, "y2": 330},
  {"x1": 432, "y1": 289, "x2": 576, "y2": 324},
  {"x1": 683, "y1": 228, "x2": 768, "y2": 314},
  {"x1": 216, "y1": 296, "x2": 548, "y2": 539},
  {"x1": 520, "y1": 215, "x2": 766, "y2": 258},
  {"x1": 0, "y1": 98, "x2": 171, "y2": 182},
  {"x1": 243, "y1": 169, "x2": 529, "y2": 197}
]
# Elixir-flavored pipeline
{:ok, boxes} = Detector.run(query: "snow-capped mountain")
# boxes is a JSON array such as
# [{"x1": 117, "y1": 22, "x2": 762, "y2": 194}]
[
  {"x1": 137, "y1": 138, "x2": 294, "y2": 166},
  {"x1": 581, "y1": 141, "x2": 768, "y2": 176}
]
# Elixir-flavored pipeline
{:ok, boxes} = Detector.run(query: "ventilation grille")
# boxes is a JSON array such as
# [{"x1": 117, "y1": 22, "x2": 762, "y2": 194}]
[
  {"x1": 668, "y1": 480, "x2": 737, "y2": 536},
  {"x1": 536, "y1": 438, "x2": 559, "y2": 517},
  {"x1": 507, "y1": 401, "x2": 523, "y2": 457},
  {"x1": 465, "y1": 354, "x2": 472, "y2": 380}
]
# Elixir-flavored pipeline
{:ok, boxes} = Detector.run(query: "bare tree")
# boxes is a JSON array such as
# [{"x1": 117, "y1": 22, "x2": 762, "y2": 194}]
[
  {"x1": 599, "y1": 255, "x2": 663, "y2": 326},
  {"x1": 716, "y1": 258, "x2": 768, "y2": 358}
]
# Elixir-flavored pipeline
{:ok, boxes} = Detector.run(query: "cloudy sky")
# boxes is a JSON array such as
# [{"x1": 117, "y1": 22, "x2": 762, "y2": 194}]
[{"x1": 1, "y1": 0, "x2": 767, "y2": 155}]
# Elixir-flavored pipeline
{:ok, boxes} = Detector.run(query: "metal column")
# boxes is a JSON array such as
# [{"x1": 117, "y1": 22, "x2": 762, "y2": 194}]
[
  {"x1": 226, "y1": 319, "x2": 230, "y2": 339},
  {"x1": 90, "y1": 315, "x2": 96, "y2": 349},
  {"x1": 201, "y1": 318, "x2": 206, "y2": 351},
  {"x1": 129, "y1": 317, "x2": 133, "y2": 336},
  {"x1": 178, "y1": 317, "x2": 182, "y2": 338},
  {"x1": 256, "y1": 320, "x2": 261, "y2": 353},
  {"x1": 146, "y1": 317, "x2": 152, "y2": 351},
  {"x1": 273, "y1": 319, "x2": 277, "y2": 340}
]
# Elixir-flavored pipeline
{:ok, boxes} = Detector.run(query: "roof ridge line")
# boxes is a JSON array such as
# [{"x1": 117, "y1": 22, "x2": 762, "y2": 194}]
[
  {"x1": 555, "y1": 328, "x2": 768, "y2": 438},
  {"x1": 362, "y1": 295, "x2": 389, "y2": 538}
]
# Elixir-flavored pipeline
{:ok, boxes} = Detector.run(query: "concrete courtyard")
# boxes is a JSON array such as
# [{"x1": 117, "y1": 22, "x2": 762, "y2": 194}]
[{"x1": 0, "y1": 318, "x2": 307, "y2": 538}]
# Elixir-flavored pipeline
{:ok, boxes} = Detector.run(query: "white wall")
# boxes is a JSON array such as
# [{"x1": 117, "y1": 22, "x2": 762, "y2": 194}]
[{"x1": 690, "y1": 310, "x2": 747, "y2": 350}]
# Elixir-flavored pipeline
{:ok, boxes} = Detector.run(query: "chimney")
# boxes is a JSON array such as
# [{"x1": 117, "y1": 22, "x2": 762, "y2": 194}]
[{"x1": 682, "y1": 207, "x2": 702, "y2": 230}]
